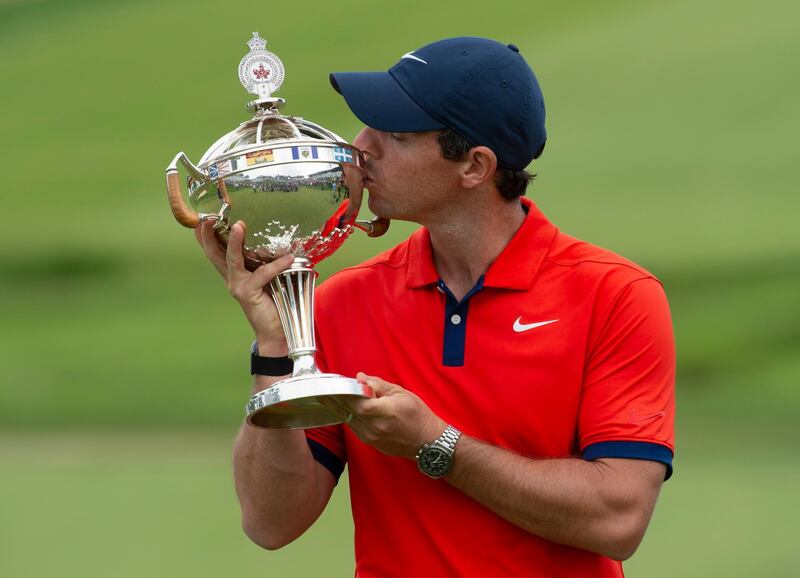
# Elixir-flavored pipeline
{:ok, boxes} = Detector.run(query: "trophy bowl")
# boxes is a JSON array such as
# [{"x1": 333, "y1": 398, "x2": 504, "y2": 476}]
[
  {"x1": 167, "y1": 120, "x2": 378, "y2": 266},
  {"x1": 165, "y1": 33, "x2": 389, "y2": 429}
]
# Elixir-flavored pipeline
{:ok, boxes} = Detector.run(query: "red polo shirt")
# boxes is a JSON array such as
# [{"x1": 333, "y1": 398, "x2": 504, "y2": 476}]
[{"x1": 305, "y1": 197, "x2": 675, "y2": 578}]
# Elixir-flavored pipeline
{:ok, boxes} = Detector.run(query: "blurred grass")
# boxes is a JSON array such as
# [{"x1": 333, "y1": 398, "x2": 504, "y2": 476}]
[
  {"x1": 1, "y1": 430, "x2": 797, "y2": 578},
  {"x1": 0, "y1": 0, "x2": 798, "y2": 575},
  {"x1": 0, "y1": 432, "x2": 356, "y2": 578}
]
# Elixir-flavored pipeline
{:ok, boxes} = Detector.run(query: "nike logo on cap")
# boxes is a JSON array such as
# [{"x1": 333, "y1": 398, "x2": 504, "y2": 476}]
[
  {"x1": 513, "y1": 318, "x2": 559, "y2": 333},
  {"x1": 401, "y1": 51, "x2": 428, "y2": 64}
]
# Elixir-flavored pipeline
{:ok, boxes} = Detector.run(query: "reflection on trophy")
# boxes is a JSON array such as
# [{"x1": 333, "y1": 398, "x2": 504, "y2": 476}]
[{"x1": 165, "y1": 32, "x2": 389, "y2": 429}]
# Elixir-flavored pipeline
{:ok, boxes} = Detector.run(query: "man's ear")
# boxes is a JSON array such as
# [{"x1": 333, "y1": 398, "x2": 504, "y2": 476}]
[{"x1": 460, "y1": 146, "x2": 498, "y2": 189}]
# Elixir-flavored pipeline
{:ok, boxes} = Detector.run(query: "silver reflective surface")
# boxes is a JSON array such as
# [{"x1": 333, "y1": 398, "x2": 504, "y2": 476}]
[
  {"x1": 187, "y1": 139, "x2": 363, "y2": 267},
  {"x1": 246, "y1": 374, "x2": 373, "y2": 429},
  {"x1": 165, "y1": 33, "x2": 377, "y2": 429}
]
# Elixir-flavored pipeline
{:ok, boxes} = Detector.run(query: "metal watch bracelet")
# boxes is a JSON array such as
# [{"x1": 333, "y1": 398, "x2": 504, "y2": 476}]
[{"x1": 437, "y1": 425, "x2": 462, "y2": 451}]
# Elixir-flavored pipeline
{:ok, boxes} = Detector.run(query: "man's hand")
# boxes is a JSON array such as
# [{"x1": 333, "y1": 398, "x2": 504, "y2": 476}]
[
  {"x1": 194, "y1": 219, "x2": 293, "y2": 353},
  {"x1": 331, "y1": 373, "x2": 447, "y2": 459},
  {"x1": 324, "y1": 372, "x2": 663, "y2": 560}
]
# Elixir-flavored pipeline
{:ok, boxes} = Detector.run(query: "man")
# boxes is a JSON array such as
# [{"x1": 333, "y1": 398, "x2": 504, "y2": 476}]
[{"x1": 196, "y1": 37, "x2": 675, "y2": 577}]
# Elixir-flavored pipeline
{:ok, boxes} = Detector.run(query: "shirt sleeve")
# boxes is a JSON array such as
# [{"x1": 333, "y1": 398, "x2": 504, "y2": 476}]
[
  {"x1": 303, "y1": 330, "x2": 347, "y2": 483},
  {"x1": 579, "y1": 277, "x2": 676, "y2": 479}
]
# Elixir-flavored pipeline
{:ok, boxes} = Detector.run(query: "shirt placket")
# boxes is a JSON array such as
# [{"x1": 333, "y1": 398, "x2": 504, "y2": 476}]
[{"x1": 437, "y1": 276, "x2": 485, "y2": 367}]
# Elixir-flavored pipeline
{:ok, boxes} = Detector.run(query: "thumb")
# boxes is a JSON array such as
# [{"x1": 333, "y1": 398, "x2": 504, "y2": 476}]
[
  {"x1": 251, "y1": 254, "x2": 295, "y2": 287},
  {"x1": 356, "y1": 373, "x2": 396, "y2": 397}
]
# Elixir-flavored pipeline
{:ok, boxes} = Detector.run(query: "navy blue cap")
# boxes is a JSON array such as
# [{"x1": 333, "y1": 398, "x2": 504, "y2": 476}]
[{"x1": 330, "y1": 37, "x2": 546, "y2": 171}]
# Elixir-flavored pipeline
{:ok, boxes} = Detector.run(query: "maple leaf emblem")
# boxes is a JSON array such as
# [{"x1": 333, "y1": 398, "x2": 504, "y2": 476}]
[{"x1": 253, "y1": 63, "x2": 271, "y2": 80}]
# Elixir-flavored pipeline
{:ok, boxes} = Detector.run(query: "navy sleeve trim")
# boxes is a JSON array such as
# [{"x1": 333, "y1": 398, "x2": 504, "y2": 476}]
[
  {"x1": 306, "y1": 438, "x2": 345, "y2": 484},
  {"x1": 582, "y1": 441, "x2": 674, "y2": 480}
]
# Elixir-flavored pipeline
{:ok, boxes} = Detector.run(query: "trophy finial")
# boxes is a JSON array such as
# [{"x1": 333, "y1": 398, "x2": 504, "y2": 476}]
[
  {"x1": 238, "y1": 31, "x2": 285, "y2": 102},
  {"x1": 247, "y1": 32, "x2": 267, "y2": 52}
]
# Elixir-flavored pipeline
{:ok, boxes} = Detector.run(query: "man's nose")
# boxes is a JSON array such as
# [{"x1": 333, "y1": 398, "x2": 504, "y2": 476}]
[{"x1": 353, "y1": 127, "x2": 380, "y2": 160}]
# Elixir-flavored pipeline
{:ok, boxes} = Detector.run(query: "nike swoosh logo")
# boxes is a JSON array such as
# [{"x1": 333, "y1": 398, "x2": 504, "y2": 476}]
[
  {"x1": 401, "y1": 51, "x2": 428, "y2": 64},
  {"x1": 512, "y1": 318, "x2": 559, "y2": 333}
]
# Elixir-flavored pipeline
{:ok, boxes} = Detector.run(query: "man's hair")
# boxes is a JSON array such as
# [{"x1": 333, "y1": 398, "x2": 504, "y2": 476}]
[{"x1": 437, "y1": 128, "x2": 535, "y2": 200}]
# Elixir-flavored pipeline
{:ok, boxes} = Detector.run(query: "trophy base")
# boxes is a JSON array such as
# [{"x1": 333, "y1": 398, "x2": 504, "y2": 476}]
[{"x1": 245, "y1": 374, "x2": 373, "y2": 429}]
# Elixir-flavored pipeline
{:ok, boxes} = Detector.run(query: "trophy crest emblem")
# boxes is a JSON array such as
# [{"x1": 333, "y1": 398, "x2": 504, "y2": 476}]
[
  {"x1": 165, "y1": 33, "x2": 390, "y2": 429},
  {"x1": 238, "y1": 32, "x2": 285, "y2": 100}
]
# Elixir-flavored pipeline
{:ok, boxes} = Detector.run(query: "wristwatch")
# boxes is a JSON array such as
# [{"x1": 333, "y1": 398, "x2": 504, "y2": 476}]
[{"x1": 416, "y1": 425, "x2": 462, "y2": 479}]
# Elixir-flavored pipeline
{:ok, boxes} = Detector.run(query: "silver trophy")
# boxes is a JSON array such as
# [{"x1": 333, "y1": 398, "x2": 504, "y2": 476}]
[{"x1": 165, "y1": 33, "x2": 389, "y2": 429}]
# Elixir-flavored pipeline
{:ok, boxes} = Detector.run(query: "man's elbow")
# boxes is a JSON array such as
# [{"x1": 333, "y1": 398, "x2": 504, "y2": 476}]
[
  {"x1": 590, "y1": 460, "x2": 664, "y2": 561},
  {"x1": 242, "y1": 515, "x2": 301, "y2": 551},
  {"x1": 600, "y1": 511, "x2": 651, "y2": 561},
  {"x1": 602, "y1": 540, "x2": 641, "y2": 562}
]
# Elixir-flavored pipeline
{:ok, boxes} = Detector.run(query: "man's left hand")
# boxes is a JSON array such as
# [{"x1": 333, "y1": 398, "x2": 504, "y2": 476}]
[{"x1": 328, "y1": 373, "x2": 446, "y2": 460}]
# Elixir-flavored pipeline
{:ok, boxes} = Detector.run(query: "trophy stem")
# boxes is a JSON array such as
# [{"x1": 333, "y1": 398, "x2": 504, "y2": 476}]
[
  {"x1": 269, "y1": 257, "x2": 319, "y2": 369},
  {"x1": 290, "y1": 352, "x2": 317, "y2": 378},
  {"x1": 246, "y1": 254, "x2": 373, "y2": 429}
]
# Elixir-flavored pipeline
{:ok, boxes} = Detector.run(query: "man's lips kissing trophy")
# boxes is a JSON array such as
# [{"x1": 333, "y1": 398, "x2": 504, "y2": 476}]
[{"x1": 165, "y1": 32, "x2": 389, "y2": 428}]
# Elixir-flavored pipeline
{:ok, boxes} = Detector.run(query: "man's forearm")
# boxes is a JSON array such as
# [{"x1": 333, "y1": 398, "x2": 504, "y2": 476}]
[
  {"x1": 445, "y1": 435, "x2": 664, "y2": 560},
  {"x1": 233, "y1": 372, "x2": 334, "y2": 550}
]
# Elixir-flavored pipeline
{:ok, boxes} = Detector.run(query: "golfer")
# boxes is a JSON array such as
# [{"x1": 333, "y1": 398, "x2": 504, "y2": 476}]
[{"x1": 197, "y1": 36, "x2": 675, "y2": 578}]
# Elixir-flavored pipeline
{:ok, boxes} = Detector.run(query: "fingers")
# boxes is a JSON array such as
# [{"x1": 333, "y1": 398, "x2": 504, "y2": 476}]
[
  {"x1": 341, "y1": 394, "x2": 391, "y2": 420},
  {"x1": 327, "y1": 394, "x2": 387, "y2": 421},
  {"x1": 356, "y1": 373, "x2": 395, "y2": 397},
  {"x1": 336, "y1": 374, "x2": 399, "y2": 419},
  {"x1": 225, "y1": 221, "x2": 247, "y2": 281},
  {"x1": 196, "y1": 218, "x2": 296, "y2": 308},
  {"x1": 246, "y1": 254, "x2": 294, "y2": 293},
  {"x1": 196, "y1": 220, "x2": 228, "y2": 280}
]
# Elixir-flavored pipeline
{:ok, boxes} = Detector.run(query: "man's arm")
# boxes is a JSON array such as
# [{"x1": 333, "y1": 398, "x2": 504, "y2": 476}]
[
  {"x1": 233, "y1": 371, "x2": 338, "y2": 550},
  {"x1": 446, "y1": 435, "x2": 664, "y2": 560},
  {"x1": 335, "y1": 373, "x2": 665, "y2": 561},
  {"x1": 196, "y1": 221, "x2": 337, "y2": 549}
]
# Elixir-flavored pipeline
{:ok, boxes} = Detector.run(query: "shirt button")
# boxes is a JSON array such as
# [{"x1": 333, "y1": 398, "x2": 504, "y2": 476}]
[{"x1": 450, "y1": 314, "x2": 462, "y2": 325}]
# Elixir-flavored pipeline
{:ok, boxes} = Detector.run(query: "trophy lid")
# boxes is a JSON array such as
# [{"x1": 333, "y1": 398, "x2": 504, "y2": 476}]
[{"x1": 196, "y1": 33, "x2": 347, "y2": 167}]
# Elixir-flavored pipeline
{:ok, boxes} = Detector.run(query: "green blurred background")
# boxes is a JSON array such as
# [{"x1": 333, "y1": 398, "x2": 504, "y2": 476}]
[{"x1": 1, "y1": 0, "x2": 797, "y2": 575}]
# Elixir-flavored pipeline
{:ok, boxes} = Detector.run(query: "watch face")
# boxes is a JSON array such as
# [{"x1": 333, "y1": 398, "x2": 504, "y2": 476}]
[{"x1": 420, "y1": 447, "x2": 451, "y2": 477}]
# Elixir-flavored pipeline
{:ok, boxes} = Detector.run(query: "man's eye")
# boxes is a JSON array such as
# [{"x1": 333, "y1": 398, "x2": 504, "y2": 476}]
[{"x1": 390, "y1": 132, "x2": 404, "y2": 141}]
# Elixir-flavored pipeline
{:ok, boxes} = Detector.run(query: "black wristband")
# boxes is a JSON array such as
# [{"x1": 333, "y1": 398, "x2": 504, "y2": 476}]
[{"x1": 250, "y1": 341, "x2": 293, "y2": 376}]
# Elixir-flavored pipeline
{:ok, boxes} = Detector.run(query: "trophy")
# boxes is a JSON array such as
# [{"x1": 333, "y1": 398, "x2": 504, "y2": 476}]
[{"x1": 165, "y1": 33, "x2": 389, "y2": 429}]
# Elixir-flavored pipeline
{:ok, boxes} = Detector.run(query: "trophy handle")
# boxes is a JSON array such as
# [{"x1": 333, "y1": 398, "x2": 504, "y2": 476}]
[
  {"x1": 165, "y1": 152, "x2": 205, "y2": 228},
  {"x1": 355, "y1": 216, "x2": 391, "y2": 238}
]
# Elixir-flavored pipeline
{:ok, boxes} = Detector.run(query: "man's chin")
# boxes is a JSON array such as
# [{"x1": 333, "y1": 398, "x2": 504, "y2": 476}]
[
  {"x1": 366, "y1": 195, "x2": 417, "y2": 224},
  {"x1": 366, "y1": 195, "x2": 386, "y2": 218}
]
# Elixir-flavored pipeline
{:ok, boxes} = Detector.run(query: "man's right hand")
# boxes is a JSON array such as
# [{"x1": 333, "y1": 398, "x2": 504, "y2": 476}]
[
  {"x1": 195, "y1": 224, "x2": 333, "y2": 552},
  {"x1": 194, "y1": 219, "x2": 294, "y2": 355}
]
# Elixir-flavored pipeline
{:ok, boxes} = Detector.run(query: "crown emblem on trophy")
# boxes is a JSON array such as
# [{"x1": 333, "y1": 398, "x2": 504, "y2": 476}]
[
  {"x1": 247, "y1": 31, "x2": 267, "y2": 52},
  {"x1": 238, "y1": 32, "x2": 285, "y2": 104}
]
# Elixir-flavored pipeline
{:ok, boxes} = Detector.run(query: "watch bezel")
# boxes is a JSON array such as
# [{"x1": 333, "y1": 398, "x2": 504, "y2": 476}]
[{"x1": 418, "y1": 444, "x2": 452, "y2": 478}]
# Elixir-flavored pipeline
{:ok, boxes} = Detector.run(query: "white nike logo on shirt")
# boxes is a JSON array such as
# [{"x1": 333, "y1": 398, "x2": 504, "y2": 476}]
[
  {"x1": 512, "y1": 318, "x2": 559, "y2": 333},
  {"x1": 401, "y1": 52, "x2": 428, "y2": 64}
]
